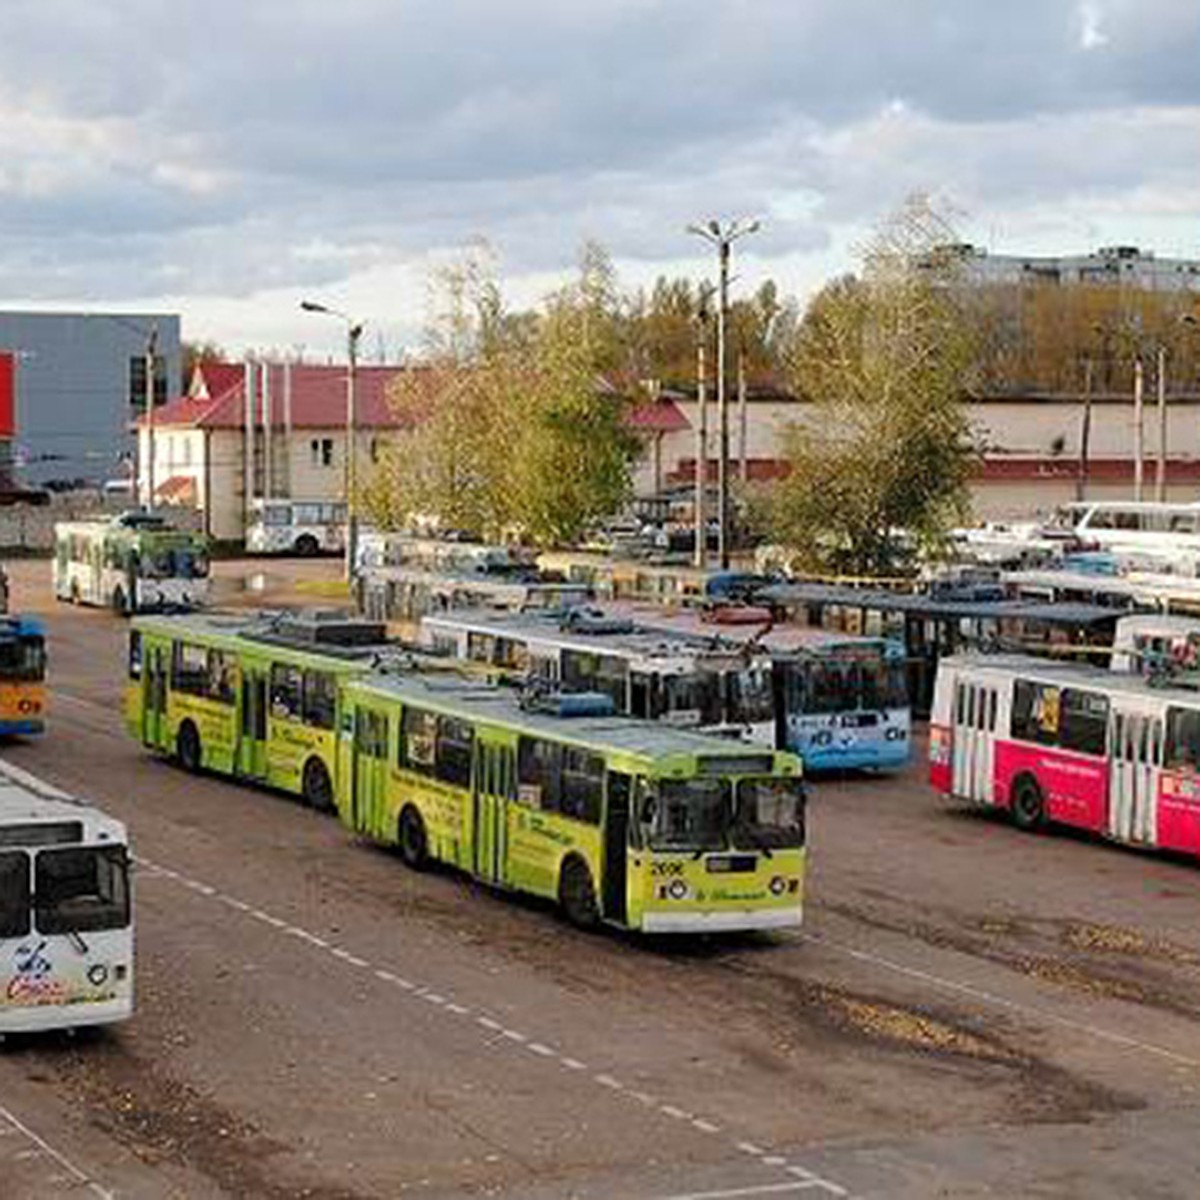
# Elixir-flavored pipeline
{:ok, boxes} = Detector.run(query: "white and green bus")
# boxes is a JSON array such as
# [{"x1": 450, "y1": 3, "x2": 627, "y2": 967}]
[
  {"x1": 54, "y1": 513, "x2": 210, "y2": 614},
  {"x1": 340, "y1": 672, "x2": 807, "y2": 933}
]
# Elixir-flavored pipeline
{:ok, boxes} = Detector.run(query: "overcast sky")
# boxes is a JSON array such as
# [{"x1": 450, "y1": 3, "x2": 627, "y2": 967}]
[{"x1": 1, "y1": 0, "x2": 1197, "y2": 361}]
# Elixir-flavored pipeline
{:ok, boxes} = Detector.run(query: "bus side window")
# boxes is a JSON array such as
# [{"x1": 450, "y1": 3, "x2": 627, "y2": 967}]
[
  {"x1": 172, "y1": 641, "x2": 211, "y2": 696},
  {"x1": 517, "y1": 736, "x2": 562, "y2": 812},
  {"x1": 1060, "y1": 689, "x2": 1109, "y2": 756},
  {"x1": 1165, "y1": 707, "x2": 1200, "y2": 772},
  {"x1": 561, "y1": 748, "x2": 604, "y2": 825},
  {"x1": 269, "y1": 663, "x2": 303, "y2": 721},
  {"x1": 302, "y1": 670, "x2": 337, "y2": 730},
  {"x1": 435, "y1": 716, "x2": 474, "y2": 787},
  {"x1": 399, "y1": 707, "x2": 437, "y2": 774}
]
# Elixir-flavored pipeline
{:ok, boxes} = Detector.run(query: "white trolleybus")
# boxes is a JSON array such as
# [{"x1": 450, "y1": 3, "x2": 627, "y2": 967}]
[
  {"x1": 930, "y1": 653, "x2": 1200, "y2": 860},
  {"x1": 0, "y1": 761, "x2": 133, "y2": 1034},
  {"x1": 54, "y1": 512, "x2": 210, "y2": 614},
  {"x1": 245, "y1": 499, "x2": 348, "y2": 556}
]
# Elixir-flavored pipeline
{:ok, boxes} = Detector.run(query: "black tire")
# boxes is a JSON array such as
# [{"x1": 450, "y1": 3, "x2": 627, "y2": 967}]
[
  {"x1": 70, "y1": 581, "x2": 81, "y2": 606},
  {"x1": 558, "y1": 857, "x2": 600, "y2": 930},
  {"x1": 302, "y1": 758, "x2": 335, "y2": 813},
  {"x1": 111, "y1": 587, "x2": 127, "y2": 616},
  {"x1": 294, "y1": 534, "x2": 319, "y2": 557},
  {"x1": 177, "y1": 721, "x2": 202, "y2": 774},
  {"x1": 1011, "y1": 775, "x2": 1045, "y2": 833},
  {"x1": 397, "y1": 805, "x2": 429, "y2": 870}
]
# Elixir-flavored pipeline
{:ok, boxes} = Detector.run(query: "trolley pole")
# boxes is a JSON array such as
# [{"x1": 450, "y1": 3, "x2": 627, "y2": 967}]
[
  {"x1": 1156, "y1": 343, "x2": 1167, "y2": 503},
  {"x1": 144, "y1": 325, "x2": 158, "y2": 510},
  {"x1": 1133, "y1": 355, "x2": 1145, "y2": 503}
]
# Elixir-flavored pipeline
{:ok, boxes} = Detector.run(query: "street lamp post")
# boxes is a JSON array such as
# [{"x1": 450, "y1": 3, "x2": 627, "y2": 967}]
[
  {"x1": 686, "y1": 218, "x2": 759, "y2": 569},
  {"x1": 301, "y1": 300, "x2": 365, "y2": 580},
  {"x1": 144, "y1": 325, "x2": 158, "y2": 510}
]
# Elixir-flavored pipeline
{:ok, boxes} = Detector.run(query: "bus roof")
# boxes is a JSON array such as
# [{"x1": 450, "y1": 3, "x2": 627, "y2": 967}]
[
  {"x1": 759, "y1": 582, "x2": 1120, "y2": 628},
  {"x1": 133, "y1": 609, "x2": 403, "y2": 664},
  {"x1": 0, "y1": 760, "x2": 126, "y2": 844},
  {"x1": 938, "y1": 651, "x2": 1200, "y2": 703},
  {"x1": 349, "y1": 669, "x2": 792, "y2": 766}
]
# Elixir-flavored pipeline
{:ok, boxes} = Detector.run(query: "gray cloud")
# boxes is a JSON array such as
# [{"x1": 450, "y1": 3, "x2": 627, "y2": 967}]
[{"x1": 0, "y1": 0, "x2": 1196, "y2": 327}]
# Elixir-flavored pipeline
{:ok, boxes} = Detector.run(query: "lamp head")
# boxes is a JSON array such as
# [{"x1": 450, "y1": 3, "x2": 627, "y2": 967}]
[{"x1": 300, "y1": 300, "x2": 328, "y2": 314}]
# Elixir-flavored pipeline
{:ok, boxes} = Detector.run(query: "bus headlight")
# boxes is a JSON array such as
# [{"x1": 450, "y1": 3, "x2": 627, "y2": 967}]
[
  {"x1": 814, "y1": 731, "x2": 833, "y2": 747},
  {"x1": 664, "y1": 878, "x2": 689, "y2": 901},
  {"x1": 886, "y1": 727, "x2": 906, "y2": 741},
  {"x1": 87, "y1": 964, "x2": 109, "y2": 986},
  {"x1": 769, "y1": 876, "x2": 787, "y2": 896}
]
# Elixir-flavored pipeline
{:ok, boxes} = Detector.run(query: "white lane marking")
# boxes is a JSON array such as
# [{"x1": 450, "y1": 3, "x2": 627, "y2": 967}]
[
  {"x1": 657, "y1": 1183, "x2": 824, "y2": 1199},
  {"x1": 803, "y1": 929, "x2": 1200, "y2": 1069},
  {"x1": 0, "y1": 1102, "x2": 114, "y2": 1200},
  {"x1": 134, "y1": 855, "x2": 851, "y2": 1198}
]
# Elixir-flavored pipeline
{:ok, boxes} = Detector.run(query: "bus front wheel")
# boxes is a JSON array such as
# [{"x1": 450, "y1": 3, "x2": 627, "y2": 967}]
[
  {"x1": 558, "y1": 857, "x2": 599, "y2": 930},
  {"x1": 398, "y1": 806, "x2": 428, "y2": 869},
  {"x1": 1011, "y1": 775, "x2": 1045, "y2": 833},
  {"x1": 111, "y1": 587, "x2": 127, "y2": 615},
  {"x1": 302, "y1": 759, "x2": 335, "y2": 813},
  {"x1": 177, "y1": 721, "x2": 202, "y2": 774}
]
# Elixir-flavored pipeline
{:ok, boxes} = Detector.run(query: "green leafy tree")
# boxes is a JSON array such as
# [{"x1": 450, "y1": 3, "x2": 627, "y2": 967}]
[{"x1": 763, "y1": 196, "x2": 980, "y2": 575}]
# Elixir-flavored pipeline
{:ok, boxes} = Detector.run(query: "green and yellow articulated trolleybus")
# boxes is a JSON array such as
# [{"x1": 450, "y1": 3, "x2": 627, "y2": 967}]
[
  {"x1": 126, "y1": 609, "x2": 409, "y2": 811},
  {"x1": 125, "y1": 609, "x2": 807, "y2": 934},
  {"x1": 339, "y1": 672, "x2": 806, "y2": 933}
]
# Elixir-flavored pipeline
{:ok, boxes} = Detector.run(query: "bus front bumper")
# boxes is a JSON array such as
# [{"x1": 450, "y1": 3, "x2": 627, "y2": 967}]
[
  {"x1": 640, "y1": 906, "x2": 803, "y2": 934},
  {"x1": 0, "y1": 996, "x2": 133, "y2": 1034}
]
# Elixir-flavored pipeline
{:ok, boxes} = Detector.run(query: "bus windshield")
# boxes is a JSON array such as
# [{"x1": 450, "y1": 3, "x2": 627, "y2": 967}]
[
  {"x1": 728, "y1": 666, "x2": 775, "y2": 726},
  {"x1": 733, "y1": 778, "x2": 806, "y2": 850},
  {"x1": 641, "y1": 778, "x2": 730, "y2": 852},
  {"x1": 0, "y1": 636, "x2": 46, "y2": 682},
  {"x1": 659, "y1": 673, "x2": 723, "y2": 725},
  {"x1": 0, "y1": 850, "x2": 30, "y2": 938},
  {"x1": 139, "y1": 546, "x2": 208, "y2": 580},
  {"x1": 34, "y1": 845, "x2": 130, "y2": 934},
  {"x1": 787, "y1": 652, "x2": 905, "y2": 715}
]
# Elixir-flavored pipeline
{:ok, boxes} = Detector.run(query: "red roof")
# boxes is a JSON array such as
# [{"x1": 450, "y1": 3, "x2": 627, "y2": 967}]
[
  {"x1": 142, "y1": 362, "x2": 421, "y2": 430},
  {"x1": 627, "y1": 397, "x2": 690, "y2": 434}
]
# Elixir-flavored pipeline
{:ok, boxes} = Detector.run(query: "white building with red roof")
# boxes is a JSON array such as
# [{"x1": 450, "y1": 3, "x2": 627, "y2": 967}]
[{"x1": 136, "y1": 361, "x2": 415, "y2": 540}]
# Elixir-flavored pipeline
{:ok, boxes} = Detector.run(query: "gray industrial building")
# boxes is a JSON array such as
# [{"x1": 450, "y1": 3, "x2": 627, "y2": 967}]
[{"x1": 0, "y1": 311, "x2": 182, "y2": 488}]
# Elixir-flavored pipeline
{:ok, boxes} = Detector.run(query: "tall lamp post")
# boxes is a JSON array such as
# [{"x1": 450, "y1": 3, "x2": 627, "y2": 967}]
[
  {"x1": 686, "y1": 218, "x2": 759, "y2": 569},
  {"x1": 300, "y1": 300, "x2": 364, "y2": 580}
]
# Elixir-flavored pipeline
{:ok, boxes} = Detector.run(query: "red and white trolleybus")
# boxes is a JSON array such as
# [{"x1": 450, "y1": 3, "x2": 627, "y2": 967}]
[{"x1": 930, "y1": 654, "x2": 1200, "y2": 859}]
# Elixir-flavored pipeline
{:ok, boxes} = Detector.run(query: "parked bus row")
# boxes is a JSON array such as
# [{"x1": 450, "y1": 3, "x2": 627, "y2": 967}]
[
  {"x1": 419, "y1": 607, "x2": 911, "y2": 772},
  {"x1": 125, "y1": 610, "x2": 807, "y2": 933}
]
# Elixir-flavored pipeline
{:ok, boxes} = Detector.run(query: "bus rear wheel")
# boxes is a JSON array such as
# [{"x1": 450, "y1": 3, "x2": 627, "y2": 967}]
[
  {"x1": 397, "y1": 806, "x2": 428, "y2": 869},
  {"x1": 302, "y1": 759, "x2": 335, "y2": 813},
  {"x1": 558, "y1": 857, "x2": 599, "y2": 930},
  {"x1": 294, "y1": 534, "x2": 319, "y2": 557},
  {"x1": 177, "y1": 721, "x2": 202, "y2": 774},
  {"x1": 1011, "y1": 775, "x2": 1045, "y2": 833},
  {"x1": 111, "y1": 587, "x2": 127, "y2": 615}
]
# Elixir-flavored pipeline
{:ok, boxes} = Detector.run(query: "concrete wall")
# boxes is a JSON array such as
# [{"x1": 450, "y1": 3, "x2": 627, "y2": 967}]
[{"x1": 0, "y1": 312, "x2": 181, "y2": 487}]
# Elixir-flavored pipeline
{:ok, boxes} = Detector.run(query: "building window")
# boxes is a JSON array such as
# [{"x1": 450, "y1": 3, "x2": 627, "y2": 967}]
[
  {"x1": 129, "y1": 355, "x2": 168, "y2": 412},
  {"x1": 309, "y1": 438, "x2": 334, "y2": 468}
]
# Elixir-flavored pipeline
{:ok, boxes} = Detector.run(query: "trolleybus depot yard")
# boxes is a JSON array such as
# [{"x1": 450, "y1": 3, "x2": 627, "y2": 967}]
[{"x1": 0, "y1": 552, "x2": 1199, "y2": 1198}]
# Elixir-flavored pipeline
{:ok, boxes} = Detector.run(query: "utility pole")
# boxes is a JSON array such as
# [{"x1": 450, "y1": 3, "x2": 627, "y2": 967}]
[
  {"x1": 144, "y1": 325, "x2": 158, "y2": 510},
  {"x1": 693, "y1": 302, "x2": 710, "y2": 569},
  {"x1": 301, "y1": 301, "x2": 365, "y2": 580},
  {"x1": 1077, "y1": 356, "x2": 1093, "y2": 502},
  {"x1": 1133, "y1": 355, "x2": 1145, "y2": 502},
  {"x1": 686, "y1": 218, "x2": 760, "y2": 569},
  {"x1": 1156, "y1": 343, "x2": 1168, "y2": 503},
  {"x1": 737, "y1": 348, "x2": 748, "y2": 485}
]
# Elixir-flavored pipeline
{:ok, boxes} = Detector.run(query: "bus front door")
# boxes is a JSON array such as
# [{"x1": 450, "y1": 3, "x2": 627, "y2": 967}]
[
  {"x1": 473, "y1": 743, "x2": 511, "y2": 886},
  {"x1": 602, "y1": 772, "x2": 631, "y2": 924},
  {"x1": 238, "y1": 668, "x2": 269, "y2": 781},
  {"x1": 142, "y1": 646, "x2": 168, "y2": 749}
]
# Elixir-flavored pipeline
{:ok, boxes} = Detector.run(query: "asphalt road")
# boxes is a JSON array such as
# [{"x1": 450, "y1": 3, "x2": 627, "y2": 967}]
[{"x1": 1, "y1": 558, "x2": 1199, "y2": 1199}]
